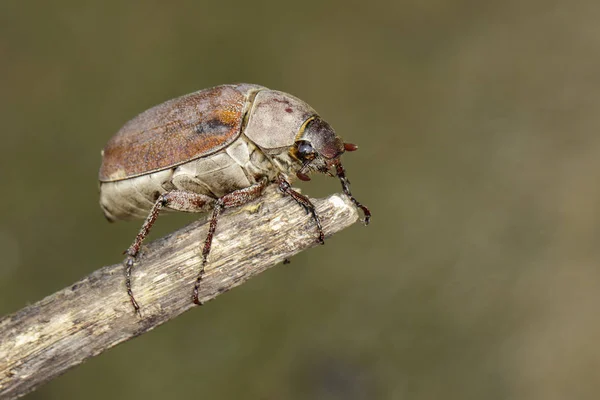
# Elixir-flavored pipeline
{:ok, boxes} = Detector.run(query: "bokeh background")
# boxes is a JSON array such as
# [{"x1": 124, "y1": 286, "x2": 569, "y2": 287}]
[{"x1": 2, "y1": 1, "x2": 600, "y2": 399}]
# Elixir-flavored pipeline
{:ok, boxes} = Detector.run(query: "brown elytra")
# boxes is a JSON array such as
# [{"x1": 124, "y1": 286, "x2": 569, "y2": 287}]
[{"x1": 99, "y1": 84, "x2": 257, "y2": 182}]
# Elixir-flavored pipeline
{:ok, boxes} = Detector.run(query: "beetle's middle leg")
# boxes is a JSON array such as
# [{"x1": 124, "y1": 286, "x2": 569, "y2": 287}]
[
  {"x1": 124, "y1": 190, "x2": 214, "y2": 314},
  {"x1": 192, "y1": 178, "x2": 268, "y2": 305}
]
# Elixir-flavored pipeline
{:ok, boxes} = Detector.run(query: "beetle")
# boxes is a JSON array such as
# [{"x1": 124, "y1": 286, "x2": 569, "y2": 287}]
[{"x1": 99, "y1": 83, "x2": 370, "y2": 314}]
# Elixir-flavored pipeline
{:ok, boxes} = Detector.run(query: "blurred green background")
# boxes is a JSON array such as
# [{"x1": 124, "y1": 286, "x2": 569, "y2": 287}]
[{"x1": 2, "y1": 0, "x2": 600, "y2": 399}]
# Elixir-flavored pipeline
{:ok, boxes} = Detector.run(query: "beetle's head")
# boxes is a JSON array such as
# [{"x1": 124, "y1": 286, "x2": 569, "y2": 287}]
[
  {"x1": 290, "y1": 116, "x2": 370, "y2": 224},
  {"x1": 291, "y1": 117, "x2": 358, "y2": 180}
]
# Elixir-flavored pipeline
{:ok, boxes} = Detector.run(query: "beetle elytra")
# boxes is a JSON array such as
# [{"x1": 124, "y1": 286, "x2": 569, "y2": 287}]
[{"x1": 99, "y1": 84, "x2": 370, "y2": 314}]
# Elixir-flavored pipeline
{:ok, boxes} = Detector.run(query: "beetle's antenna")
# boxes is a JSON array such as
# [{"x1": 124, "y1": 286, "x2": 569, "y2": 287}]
[
  {"x1": 335, "y1": 162, "x2": 371, "y2": 225},
  {"x1": 344, "y1": 142, "x2": 358, "y2": 152}
]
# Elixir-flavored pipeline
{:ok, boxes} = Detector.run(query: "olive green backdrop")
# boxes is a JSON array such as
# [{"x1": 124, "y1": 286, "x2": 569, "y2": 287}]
[{"x1": 2, "y1": 1, "x2": 600, "y2": 399}]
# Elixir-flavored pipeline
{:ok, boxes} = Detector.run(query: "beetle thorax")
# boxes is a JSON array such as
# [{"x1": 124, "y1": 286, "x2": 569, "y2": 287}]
[{"x1": 261, "y1": 146, "x2": 303, "y2": 181}]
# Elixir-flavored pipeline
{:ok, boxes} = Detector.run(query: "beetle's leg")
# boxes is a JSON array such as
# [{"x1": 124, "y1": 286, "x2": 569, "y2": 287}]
[
  {"x1": 277, "y1": 174, "x2": 325, "y2": 245},
  {"x1": 193, "y1": 179, "x2": 268, "y2": 305},
  {"x1": 124, "y1": 190, "x2": 214, "y2": 315},
  {"x1": 335, "y1": 163, "x2": 371, "y2": 225}
]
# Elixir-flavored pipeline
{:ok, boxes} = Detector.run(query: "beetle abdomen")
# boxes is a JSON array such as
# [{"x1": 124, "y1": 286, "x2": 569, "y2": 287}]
[
  {"x1": 100, "y1": 169, "x2": 175, "y2": 221},
  {"x1": 99, "y1": 84, "x2": 264, "y2": 182}
]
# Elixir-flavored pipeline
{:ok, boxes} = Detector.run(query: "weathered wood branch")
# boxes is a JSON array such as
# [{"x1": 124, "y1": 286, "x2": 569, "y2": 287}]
[{"x1": 0, "y1": 186, "x2": 360, "y2": 399}]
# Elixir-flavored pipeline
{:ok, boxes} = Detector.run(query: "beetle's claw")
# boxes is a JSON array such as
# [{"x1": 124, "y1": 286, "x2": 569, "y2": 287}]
[
  {"x1": 192, "y1": 292, "x2": 204, "y2": 305},
  {"x1": 356, "y1": 206, "x2": 371, "y2": 225},
  {"x1": 317, "y1": 233, "x2": 325, "y2": 245},
  {"x1": 131, "y1": 298, "x2": 142, "y2": 317}
]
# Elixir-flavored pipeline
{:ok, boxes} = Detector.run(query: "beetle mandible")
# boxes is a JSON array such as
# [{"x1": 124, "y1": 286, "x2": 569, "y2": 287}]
[{"x1": 99, "y1": 83, "x2": 371, "y2": 314}]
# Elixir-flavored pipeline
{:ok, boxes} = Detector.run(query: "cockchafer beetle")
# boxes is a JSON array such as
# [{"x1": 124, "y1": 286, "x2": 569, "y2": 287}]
[{"x1": 99, "y1": 83, "x2": 370, "y2": 314}]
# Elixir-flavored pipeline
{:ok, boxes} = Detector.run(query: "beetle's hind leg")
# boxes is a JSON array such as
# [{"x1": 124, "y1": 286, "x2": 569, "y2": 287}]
[
  {"x1": 193, "y1": 179, "x2": 268, "y2": 305},
  {"x1": 277, "y1": 174, "x2": 325, "y2": 245},
  {"x1": 124, "y1": 190, "x2": 214, "y2": 315}
]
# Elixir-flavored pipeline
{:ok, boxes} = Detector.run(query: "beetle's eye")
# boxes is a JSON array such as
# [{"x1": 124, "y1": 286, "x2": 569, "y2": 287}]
[{"x1": 297, "y1": 141, "x2": 315, "y2": 160}]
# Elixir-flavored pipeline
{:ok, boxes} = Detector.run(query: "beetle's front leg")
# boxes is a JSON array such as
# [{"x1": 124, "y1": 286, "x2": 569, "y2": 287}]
[
  {"x1": 124, "y1": 190, "x2": 214, "y2": 315},
  {"x1": 192, "y1": 178, "x2": 268, "y2": 305},
  {"x1": 277, "y1": 174, "x2": 325, "y2": 245},
  {"x1": 335, "y1": 163, "x2": 371, "y2": 225}
]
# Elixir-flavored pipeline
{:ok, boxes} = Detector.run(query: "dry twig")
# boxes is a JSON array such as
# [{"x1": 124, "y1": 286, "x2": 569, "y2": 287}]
[{"x1": 0, "y1": 186, "x2": 360, "y2": 399}]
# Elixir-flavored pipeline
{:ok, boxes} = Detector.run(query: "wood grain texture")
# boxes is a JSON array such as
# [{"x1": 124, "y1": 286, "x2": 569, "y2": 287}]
[{"x1": 0, "y1": 186, "x2": 361, "y2": 399}]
